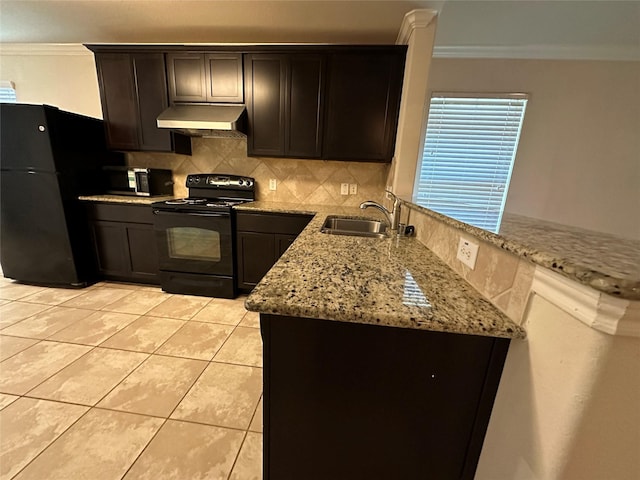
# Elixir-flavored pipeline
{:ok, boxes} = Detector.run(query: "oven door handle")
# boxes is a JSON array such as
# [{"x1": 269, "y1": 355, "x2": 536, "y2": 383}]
[{"x1": 153, "y1": 209, "x2": 230, "y2": 218}]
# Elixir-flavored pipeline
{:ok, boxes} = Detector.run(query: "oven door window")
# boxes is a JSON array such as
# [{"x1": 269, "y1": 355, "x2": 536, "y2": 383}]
[
  {"x1": 154, "y1": 210, "x2": 234, "y2": 275},
  {"x1": 166, "y1": 227, "x2": 221, "y2": 261}
]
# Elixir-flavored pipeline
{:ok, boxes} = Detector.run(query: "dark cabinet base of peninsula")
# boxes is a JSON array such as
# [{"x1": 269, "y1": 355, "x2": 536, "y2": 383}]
[
  {"x1": 260, "y1": 314, "x2": 510, "y2": 480},
  {"x1": 86, "y1": 203, "x2": 160, "y2": 284}
]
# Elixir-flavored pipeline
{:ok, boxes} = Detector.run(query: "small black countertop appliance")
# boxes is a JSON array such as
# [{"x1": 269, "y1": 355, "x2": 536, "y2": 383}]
[
  {"x1": 152, "y1": 173, "x2": 255, "y2": 298},
  {"x1": 102, "y1": 165, "x2": 174, "y2": 196},
  {"x1": 0, "y1": 103, "x2": 123, "y2": 287}
]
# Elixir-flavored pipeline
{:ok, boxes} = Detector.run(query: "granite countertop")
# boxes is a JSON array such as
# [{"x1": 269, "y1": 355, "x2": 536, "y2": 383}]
[
  {"x1": 240, "y1": 202, "x2": 525, "y2": 340},
  {"x1": 78, "y1": 194, "x2": 175, "y2": 205},
  {"x1": 402, "y1": 201, "x2": 640, "y2": 300}
]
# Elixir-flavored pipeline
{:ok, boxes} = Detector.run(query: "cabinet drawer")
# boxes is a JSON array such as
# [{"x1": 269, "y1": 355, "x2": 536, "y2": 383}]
[
  {"x1": 236, "y1": 212, "x2": 312, "y2": 235},
  {"x1": 86, "y1": 203, "x2": 155, "y2": 224}
]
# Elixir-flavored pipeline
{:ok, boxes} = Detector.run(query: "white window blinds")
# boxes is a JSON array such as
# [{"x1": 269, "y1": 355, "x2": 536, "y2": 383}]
[
  {"x1": 0, "y1": 81, "x2": 17, "y2": 103},
  {"x1": 414, "y1": 93, "x2": 528, "y2": 233}
]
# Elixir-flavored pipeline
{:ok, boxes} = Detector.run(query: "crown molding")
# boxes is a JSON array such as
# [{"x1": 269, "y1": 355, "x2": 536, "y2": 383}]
[
  {"x1": 0, "y1": 43, "x2": 91, "y2": 56},
  {"x1": 433, "y1": 44, "x2": 640, "y2": 61},
  {"x1": 396, "y1": 9, "x2": 438, "y2": 45},
  {"x1": 531, "y1": 267, "x2": 639, "y2": 337},
  {"x1": 2, "y1": 41, "x2": 636, "y2": 62}
]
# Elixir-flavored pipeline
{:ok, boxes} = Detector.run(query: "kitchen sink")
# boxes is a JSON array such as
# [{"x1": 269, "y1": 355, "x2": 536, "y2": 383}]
[{"x1": 320, "y1": 216, "x2": 388, "y2": 238}]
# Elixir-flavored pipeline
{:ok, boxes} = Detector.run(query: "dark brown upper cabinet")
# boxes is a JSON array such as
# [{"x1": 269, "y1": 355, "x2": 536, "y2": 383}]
[
  {"x1": 91, "y1": 50, "x2": 190, "y2": 154},
  {"x1": 167, "y1": 52, "x2": 244, "y2": 104},
  {"x1": 94, "y1": 53, "x2": 139, "y2": 151},
  {"x1": 323, "y1": 51, "x2": 405, "y2": 162},
  {"x1": 206, "y1": 53, "x2": 244, "y2": 103},
  {"x1": 245, "y1": 47, "x2": 405, "y2": 162},
  {"x1": 88, "y1": 45, "x2": 405, "y2": 162},
  {"x1": 166, "y1": 53, "x2": 206, "y2": 102},
  {"x1": 244, "y1": 54, "x2": 324, "y2": 158}
]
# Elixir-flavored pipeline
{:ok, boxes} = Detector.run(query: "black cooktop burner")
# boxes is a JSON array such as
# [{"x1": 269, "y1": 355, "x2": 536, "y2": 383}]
[
  {"x1": 164, "y1": 198, "x2": 207, "y2": 206},
  {"x1": 158, "y1": 198, "x2": 246, "y2": 208},
  {"x1": 205, "y1": 200, "x2": 245, "y2": 207},
  {"x1": 152, "y1": 174, "x2": 255, "y2": 213}
]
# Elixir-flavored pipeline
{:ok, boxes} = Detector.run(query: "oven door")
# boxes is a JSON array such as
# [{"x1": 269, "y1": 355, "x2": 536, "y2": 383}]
[{"x1": 153, "y1": 209, "x2": 233, "y2": 275}]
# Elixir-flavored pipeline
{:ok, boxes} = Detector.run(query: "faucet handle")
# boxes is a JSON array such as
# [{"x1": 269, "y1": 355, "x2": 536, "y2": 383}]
[{"x1": 385, "y1": 190, "x2": 400, "y2": 208}]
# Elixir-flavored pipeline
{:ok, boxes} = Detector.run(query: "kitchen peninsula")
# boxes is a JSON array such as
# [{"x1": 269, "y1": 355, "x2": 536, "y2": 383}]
[
  {"x1": 242, "y1": 202, "x2": 524, "y2": 480},
  {"x1": 243, "y1": 199, "x2": 639, "y2": 480}
]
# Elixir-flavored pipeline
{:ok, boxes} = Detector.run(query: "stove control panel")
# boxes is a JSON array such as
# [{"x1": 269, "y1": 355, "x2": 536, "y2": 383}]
[{"x1": 186, "y1": 174, "x2": 255, "y2": 189}]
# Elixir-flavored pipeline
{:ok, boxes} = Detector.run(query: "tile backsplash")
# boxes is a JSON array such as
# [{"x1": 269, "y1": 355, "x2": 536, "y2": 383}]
[
  {"x1": 126, "y1": 138, "x2": 388, "y2": 205},
  {"x1": 405, "y1": 203, "x2": 535, "y2": 324}
]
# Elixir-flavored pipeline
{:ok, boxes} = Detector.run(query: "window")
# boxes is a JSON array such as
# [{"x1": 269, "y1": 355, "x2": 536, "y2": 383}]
[
  {"x1": 413, "y1": 93, "x2": 528, "y2": 233},
  {"x1": 0, "y1": 81, "x2": 17, "y2": 103}
]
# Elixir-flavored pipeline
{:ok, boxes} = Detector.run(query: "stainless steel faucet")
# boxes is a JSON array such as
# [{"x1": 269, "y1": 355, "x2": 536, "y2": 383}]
[{"x1": 360, "y1": 191, "x2": 401, "y2": 232}]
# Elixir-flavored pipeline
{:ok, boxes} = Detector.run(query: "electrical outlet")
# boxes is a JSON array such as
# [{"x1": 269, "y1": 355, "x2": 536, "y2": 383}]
[
  {"x1": 269, "y1": 178, "x2": 277, "y2": 191},
  {"x1": 457, "y1": 237, "x2": 479, "y2": 269},
  {"x1": 349, "y1": 183, "x2": 358, "y2": 195},
  {"x1": 340, "y1": 183, "x2": 349, "y2": 195}
]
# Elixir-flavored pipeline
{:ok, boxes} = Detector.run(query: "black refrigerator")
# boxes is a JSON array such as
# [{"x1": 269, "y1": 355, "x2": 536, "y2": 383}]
[{"x1": 0, "y1": 104, "x2": 123, "y2": 287}]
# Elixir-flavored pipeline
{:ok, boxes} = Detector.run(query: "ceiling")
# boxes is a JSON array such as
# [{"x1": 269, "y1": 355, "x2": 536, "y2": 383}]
[{"x1": 0, "y1": 0, "x2": 638, "y2": 59}]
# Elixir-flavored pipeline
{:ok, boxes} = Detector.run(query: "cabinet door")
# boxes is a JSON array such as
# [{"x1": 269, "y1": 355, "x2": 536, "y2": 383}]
[
  {"x1": 87, "y1": 204, "x2": 160, "y2": 284},
  {"x1": 275, "y1": 234, "x2": 297, "y2": 258},
  {"x1": 285, "y1": 55, "x2": 324, "y2": 158},
  {"x1": 131, "y1": 53, "x2": 173, "y2": 152},
  {"x1": 263, "y1": 315, "x2": 507, "y2": 480},
  {"x1": 323, "y1": 52, "x2": 404, "y2": 162},
  {"x1": 126, "y1": 223, "x2": 160, "y2": 282},
  {"x1": 205, "y1": 53, "x2": 244, "y2": 103},
  {"x1": 95, "y1": 53, "x2": 139, "y2": 150},
  {"x1": 244, "y1": 55, "x2": 286, "y2": 156},
  {"x1": 236, "y1": 231, "x2": 276, "y2": 289},
  {"x1": 167, "y1": 53, "x2": 207, "y2": 103},
  {"x1": 91, "y1": 221, "x2": 129, "y2": 277}
]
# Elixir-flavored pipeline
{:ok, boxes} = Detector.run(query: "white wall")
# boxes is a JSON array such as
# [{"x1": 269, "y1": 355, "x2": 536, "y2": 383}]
[
  {"x1": 426, "y1": 58, "x2": 640, "y2": 240},
  {"x1": 0, "y1": 44, "x2": 102, "y2": 118},
  {"x1": 476, "y1": 292, "x2": 640, "y2": 480}
]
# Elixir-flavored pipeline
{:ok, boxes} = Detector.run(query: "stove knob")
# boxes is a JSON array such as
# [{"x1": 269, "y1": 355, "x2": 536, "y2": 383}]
[{"x1": 238, "y1": 179, "x2": 244, "y2": 185}]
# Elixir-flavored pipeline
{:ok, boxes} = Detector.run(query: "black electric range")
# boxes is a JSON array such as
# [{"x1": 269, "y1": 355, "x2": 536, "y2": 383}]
[{"x1": 151, "y1": 173, "x2": 255, "y2": 298}]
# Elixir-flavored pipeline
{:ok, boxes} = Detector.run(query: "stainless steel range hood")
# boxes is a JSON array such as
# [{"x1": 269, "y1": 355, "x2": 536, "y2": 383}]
[{"x1": 157, "y1": 104, "x2": 246, "y2": 138}]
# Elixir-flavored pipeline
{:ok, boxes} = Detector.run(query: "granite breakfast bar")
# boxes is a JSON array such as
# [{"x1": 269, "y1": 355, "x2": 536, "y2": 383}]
[
  {"x1": 241, "y1": 202, "x2": 525, "y2": 480},
  {"x1": 243, "y1": 202, "x2": 524, "y2": 338}
]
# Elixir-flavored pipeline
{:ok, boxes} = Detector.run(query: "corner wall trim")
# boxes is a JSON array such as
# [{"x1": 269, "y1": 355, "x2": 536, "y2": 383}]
[
  {"x1": 396, "y1": 9, "x2": 438, "y2": 45},
  {"x1": 531, "y1": 267, "x2": 639, "y2": 337}
]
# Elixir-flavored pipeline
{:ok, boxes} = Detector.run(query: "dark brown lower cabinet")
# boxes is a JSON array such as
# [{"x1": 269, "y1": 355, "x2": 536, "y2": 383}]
[
  {"x1": 235, "y1": 212, "x2": 312, "y2": 291},
  {"x1": 86, "y1": 203, "x2": 160, "y2": 284},
  {"x1": 261, "y1": 314, "x2": 510, "y2": 480},
  {"x1": 236, "y1": 231, "x2": 276, "y2": 287}
]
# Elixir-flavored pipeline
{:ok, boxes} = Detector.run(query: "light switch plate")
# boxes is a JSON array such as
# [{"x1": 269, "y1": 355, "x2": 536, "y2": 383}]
[
  {"x1": 340, "y1": 183, "x2": 349, "y2": 195},
  {"x1": 457, "y1": 237, "x2": 479, "y2": 269}
]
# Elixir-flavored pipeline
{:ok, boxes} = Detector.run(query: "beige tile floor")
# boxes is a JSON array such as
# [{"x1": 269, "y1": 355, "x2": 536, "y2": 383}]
[{"x1": 0, "y1": 276, "x2": 262, "y2": 480}]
